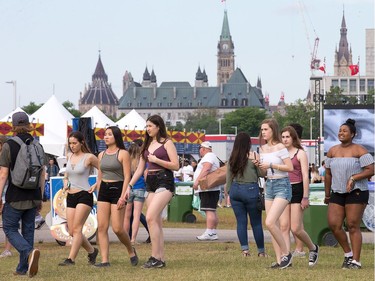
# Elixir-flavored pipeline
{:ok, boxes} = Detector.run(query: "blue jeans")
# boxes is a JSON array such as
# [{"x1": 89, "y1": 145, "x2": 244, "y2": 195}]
[
  {"x1": 229, "y1": 182, "x2": 265, "y2": 253},
  {"x1": 2, "y1": 203, "x2": 36, "y2": 274}
]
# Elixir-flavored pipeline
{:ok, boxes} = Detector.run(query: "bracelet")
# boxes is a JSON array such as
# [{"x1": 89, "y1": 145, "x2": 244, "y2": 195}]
[
  {"x1": 325, "y1": 196, "x2": 330, "y2": 199},
  {"x1": 128, "y1": 184, "x2": 133, "y2": 189},
  {"x1": 302, "y1": 197, "x2": 309, "y2": 200},
  {"x1": 350, "y1": 176, "x2": 356, "y2": 183}
]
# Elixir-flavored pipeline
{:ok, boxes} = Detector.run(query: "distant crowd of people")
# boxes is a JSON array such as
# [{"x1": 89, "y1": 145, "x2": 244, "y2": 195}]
[{"x1": 0, "y1": 112, "x2": 373, "y2": 278}]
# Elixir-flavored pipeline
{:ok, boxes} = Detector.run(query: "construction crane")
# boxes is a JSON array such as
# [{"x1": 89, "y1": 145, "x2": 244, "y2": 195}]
[
  {"x1": 297, "y1": 0, "x2": 321, "y2": 72},
  {"x1": 310, "y1": 37, "x2": 321, "y2": 71}
]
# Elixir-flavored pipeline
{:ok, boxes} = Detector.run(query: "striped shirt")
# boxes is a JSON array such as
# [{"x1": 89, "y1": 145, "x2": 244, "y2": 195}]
[{"x1": 325, "y1": 153, "x2": 374, "y2": 193}]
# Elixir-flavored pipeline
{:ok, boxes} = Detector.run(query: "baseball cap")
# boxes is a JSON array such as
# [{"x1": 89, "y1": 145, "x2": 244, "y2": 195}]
[
  {"x1": 200, "y1": 141, "x2": 212, "y2": 149},
  {"x1": 12, "y1": 112, "x2": 30, "y2": 126}
]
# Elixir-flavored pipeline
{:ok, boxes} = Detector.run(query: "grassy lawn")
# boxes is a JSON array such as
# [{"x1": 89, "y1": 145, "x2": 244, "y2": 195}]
[
  {"x1": 21, "y1": 202, "x2": 372, "y2": 280},
  {"x1": 0, "y1": 242, "x2": 373, "y2": 280}
]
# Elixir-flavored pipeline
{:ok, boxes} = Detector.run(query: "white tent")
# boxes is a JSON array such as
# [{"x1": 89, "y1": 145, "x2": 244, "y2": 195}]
[
  {"x1": 81, "y1": 106, "x2": 115, "y2": 128},
  {"x1": 116, "y1": 109, "x2": 146, "y2": 130},
  {"x1": 31, "y1": 95, "x2": 74, "y2": 157},
  {"x1": 0, "y1": 107, "x2": 27, "y2": 122}
]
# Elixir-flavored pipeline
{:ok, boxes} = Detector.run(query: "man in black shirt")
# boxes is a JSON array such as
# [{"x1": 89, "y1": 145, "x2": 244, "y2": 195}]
[{"x1": 0, "y1": 112, "x2": 45, "y2": 277}]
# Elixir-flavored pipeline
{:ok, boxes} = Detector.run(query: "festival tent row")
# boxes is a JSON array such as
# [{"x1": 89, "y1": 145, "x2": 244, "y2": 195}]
[
  {"x1": 0, "y1": 95, "x2": 204, "y2": 156},
  {"x1": 116, "y1": 109, "x2": 146, "y2": 130},
  {"x1": 31, "y1": 95, "x2": 74, "y2": 157}
]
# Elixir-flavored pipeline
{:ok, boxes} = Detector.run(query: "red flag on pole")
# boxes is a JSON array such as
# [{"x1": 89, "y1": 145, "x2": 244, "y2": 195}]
[
  {"x1": 349, "y1": 64, "x2": 359, "y2": 75},
  {"x1": 319, "y1": 65, "x2": 326, "y2": 73}
]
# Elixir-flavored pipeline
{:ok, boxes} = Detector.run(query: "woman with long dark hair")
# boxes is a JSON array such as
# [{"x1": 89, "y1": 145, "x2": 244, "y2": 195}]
[
  {"x1": 127, "y1": 115, "x2": 179, "y2": 268},
  {"x1": 280, "y1": 126, "x2": 319, "y2": 267},
  {"x1": 324, "y1": 119, "x2": 374, "y2": 269},
  {"x1": 93, "y1": 126, "x2": 138, "y2": 267},
  {"x1": 226, "y1": 132, "x2": 266, "y2": 257},
  {"x1": 59, "y1": 131, "x2": 99, "y2": 266}
]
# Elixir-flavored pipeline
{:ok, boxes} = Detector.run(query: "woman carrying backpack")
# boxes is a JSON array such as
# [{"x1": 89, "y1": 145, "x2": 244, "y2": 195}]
[{"x1": 58, "y1": 131, "x2": 99, "y2": 266}]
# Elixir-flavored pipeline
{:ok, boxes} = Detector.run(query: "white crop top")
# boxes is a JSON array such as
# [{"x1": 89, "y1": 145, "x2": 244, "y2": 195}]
[{"x1": 260, "y1": 148, "x2": 289, "y2": 178}]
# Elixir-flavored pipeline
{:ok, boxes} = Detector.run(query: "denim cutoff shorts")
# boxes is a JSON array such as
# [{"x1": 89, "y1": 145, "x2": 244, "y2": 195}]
[
  {"x1": 265, "y1": 177, "x2": 292, "y2": 202},
  {"x1": 127, "y1": 188, "x2": 146, "y2": 203}
]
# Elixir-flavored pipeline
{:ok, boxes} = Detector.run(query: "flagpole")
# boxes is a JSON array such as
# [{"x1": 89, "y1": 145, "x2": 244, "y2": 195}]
[{"x1": 357, "y1": 56, "x2": 360, "y2": 104}]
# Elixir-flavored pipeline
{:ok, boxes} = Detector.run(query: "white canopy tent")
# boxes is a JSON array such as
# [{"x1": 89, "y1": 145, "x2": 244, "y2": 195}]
[
  {"x1": 81, "y1": 106, "x2": 115, "y2": 128},
  {"x1": 0, "y1": 107, "x2": 27, "y2": 122},
  {"x1": 116, "y1": 109, "x2": 146, "y2": 130},
  {"x1": 31, "y1": 95, "x2": 74, "y2": 157}
]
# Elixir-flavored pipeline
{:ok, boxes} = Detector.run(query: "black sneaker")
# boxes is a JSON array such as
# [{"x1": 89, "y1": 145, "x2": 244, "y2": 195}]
[
  {"x1": 308, "y1": 244, "x2": 319, "y2": 267},
  {"x1": 58, "y1": 258, "x2": 75, "y2": 266},
  {"x1": 279, "y1": 253, "x2": 293, "y2": 269},
  {"x1": 130, "y1": 248, "x2": 139, "y2": 266},
  {"x1": 94, "y1": 262, "x2": 111, "y2": 267},
  {"x1": 88, "y1": 248, "x2": 99, "y2": 265},
  {"x1": 142, "y1": 256, "x2": 165, "y2": 269},
  {"x1": 341, "y1": 256, "x2": 353, "y2": 269}
]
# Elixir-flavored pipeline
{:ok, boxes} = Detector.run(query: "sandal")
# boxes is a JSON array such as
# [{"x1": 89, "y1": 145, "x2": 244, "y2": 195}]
[
  {"x1": 242, "y1": 251, "x2": 250, "y2": 257},
  {"x1": 258, "y1": 252, "x2": 268, "y2": 257}
]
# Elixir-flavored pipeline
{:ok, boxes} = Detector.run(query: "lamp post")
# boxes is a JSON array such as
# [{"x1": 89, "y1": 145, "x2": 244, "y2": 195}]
[
  {"x1": 310, "y1": 117, "x2": 316, "y2": 140},
  {"x1": 5, "y1": 80, "x2": 17, "y2": 110},
  {"x1": 231, "y1": 126, "x2": 238, "y2": 135},
  {"x1": 218, "y1": 118, "x2": 224, "y2": 135}
]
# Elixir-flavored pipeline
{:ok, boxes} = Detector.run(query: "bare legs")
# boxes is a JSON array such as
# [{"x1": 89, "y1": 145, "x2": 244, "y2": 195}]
[
  {"x1": 66, "y1": 205, "x2": 95, "y2": 261},
  {"x1": 265, "y1": 198, "x2": 289, "y2": 263},
  {"x1": 145, "y1": 191, "x2": 172, "y2": 261},
  {"x1": 328, "y1": 203, "x2": 366, "y2": 262},
  {"x1": 97, "y1": 201, "x2": 135, "y2": 263}
]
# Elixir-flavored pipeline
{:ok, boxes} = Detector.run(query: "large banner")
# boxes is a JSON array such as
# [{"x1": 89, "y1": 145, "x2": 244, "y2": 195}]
[
  {"x1": 93, "y1": 128, "x2": 204, "y2": 155},
  {"x1": 324, "y1": 107, "x2": 374, "y2": 154},
  {"x1": 0, "y1": 122, "x2": 44, "y2": 136}
]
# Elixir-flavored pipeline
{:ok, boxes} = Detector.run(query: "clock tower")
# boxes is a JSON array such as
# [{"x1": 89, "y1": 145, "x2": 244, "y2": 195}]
[{"x1": 217, "y1": 10, "x2": 235, "y2": 85}]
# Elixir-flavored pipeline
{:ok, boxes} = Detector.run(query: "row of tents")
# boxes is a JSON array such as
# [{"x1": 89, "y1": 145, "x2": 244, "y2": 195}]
[{"x1": 0, "y1": 95, "x2": 146, "y2": 157}]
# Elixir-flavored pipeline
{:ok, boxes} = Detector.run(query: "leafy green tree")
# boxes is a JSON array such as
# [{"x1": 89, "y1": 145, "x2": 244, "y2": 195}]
[
  {"x1": 22, "y1": 102, "x2": 43, "y2": 115},
  {"x1": 63, "y1": 100, "x2": 81, "y2": 117},
  {"x1": 184, "y1": 108, "x2": 219, "y2": 133},
  {"x1": 275, "y1": 99, "x2": 315, "y2": 139},
  {"x1": 222, "y1": 107, "x2": 267, "y2": 137},
  {"x1": 363, "y1": 89, "x2": 374, "y2": 105}
]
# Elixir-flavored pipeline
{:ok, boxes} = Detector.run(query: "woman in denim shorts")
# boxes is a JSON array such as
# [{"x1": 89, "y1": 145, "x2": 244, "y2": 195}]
[
  {"x1": 256, "y1": 119, "x2": 294, "y2": 269},
  {"x1": 124, "y1": 141, "x2": 147, "y2": 245}
]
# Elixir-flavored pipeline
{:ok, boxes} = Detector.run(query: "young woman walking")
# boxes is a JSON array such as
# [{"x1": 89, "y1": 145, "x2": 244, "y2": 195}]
[
  {"x1": 256, "y1": 119, "x2": 293, "y2": 269},
  {"x1": 226, "y1": 132, "x2": 267, "y2": 257},
  {"x1": 280, "y1": 126, "x2": 319, "y2": 267},
  {"x1": 127, "y1": 115, "x2": 179, "y2": 268},
  {"x1": 93, "y1": 126, "x2": 138, "y2": 267},
  {"x1": 58, "y1": 131, "x2": 99, "y2": 266}
]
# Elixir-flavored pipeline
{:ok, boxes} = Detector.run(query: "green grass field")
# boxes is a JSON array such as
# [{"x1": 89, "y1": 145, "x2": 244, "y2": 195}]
[{"x1": 1, "y1": 202, "x2": 372, "y2": 280}]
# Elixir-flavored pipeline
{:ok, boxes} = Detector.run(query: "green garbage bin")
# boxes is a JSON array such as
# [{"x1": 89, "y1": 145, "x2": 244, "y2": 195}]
[
  {"x1": 303, "y1": 183, "x2": 338, "y2": 246},
  {"x1": 168, "y1": 182, "x2": 196, "y2": 223}
]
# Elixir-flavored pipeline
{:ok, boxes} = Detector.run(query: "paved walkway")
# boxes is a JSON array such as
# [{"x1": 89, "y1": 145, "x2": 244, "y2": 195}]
[{"x1": 0, "y1": 224, "x2": 373, "y2": 245}]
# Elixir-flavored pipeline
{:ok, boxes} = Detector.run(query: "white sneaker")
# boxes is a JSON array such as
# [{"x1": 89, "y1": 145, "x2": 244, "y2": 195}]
[
  {"x1": 196, "y1": 232, "x2": 218, "y2": 241},
  {"x1": 0, "y1": 250, "x2": 12, "y2": 258},
  {"x1": 292, "y1": 250, "x2": 306, "y2": 258}
]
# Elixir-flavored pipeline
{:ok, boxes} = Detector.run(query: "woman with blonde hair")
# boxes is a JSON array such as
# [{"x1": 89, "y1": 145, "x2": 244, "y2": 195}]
[{"x1": 255, "y1": 119, "x2": 293, "y2": 269}]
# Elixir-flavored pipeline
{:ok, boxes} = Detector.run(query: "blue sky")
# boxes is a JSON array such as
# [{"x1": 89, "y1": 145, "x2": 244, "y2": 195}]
[{"x1": 0, "y1": 0, "x2": 373, "y2": 117}]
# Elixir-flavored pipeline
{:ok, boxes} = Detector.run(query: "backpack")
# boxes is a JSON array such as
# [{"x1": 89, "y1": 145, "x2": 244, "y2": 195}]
[{"x1": 10, "y1": 136, "x2": 45, "y2": 190}]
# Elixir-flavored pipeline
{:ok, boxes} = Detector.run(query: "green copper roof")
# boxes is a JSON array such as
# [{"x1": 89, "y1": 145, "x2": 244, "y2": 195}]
[{"x1": 220, "y1": 10, "x2": 231, "y2": 40}]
